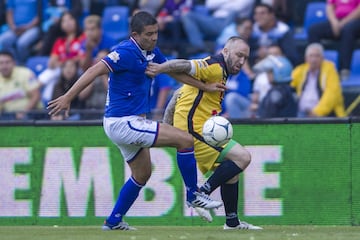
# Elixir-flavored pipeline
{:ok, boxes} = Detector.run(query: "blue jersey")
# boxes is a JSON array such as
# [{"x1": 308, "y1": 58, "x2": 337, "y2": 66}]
[
  {"x1": 101, "y1": 38, "x2": 167, "y2": 117},
  {"x1": 7, "y1": 0, "x2": 38, "y2": 26}
]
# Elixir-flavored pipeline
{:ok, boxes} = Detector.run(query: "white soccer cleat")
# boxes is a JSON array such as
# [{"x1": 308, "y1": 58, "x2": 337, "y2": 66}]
[
  {"x1": 187, "y1": 191, "x2": 223, "y2": 209},
  {"x1": 223, "y1": 221, "x2": 263, "y2": 230},
  {"x1": 194, "y1": 207, "x2": 213, "y2": 222},
  {"x1": 102, "y1": 221, "x2": 137, "y2": 231}
]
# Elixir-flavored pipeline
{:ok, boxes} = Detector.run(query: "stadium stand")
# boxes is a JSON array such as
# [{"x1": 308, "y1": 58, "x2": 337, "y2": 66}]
[
  {"x1": 341, "y1": 49, "x2": 360, "y2": 116},
  {"x1": 294, "y1": 1, "x2": 327, "y2": 41},
  {"x1": 5, "y1": 0, "x2": 360, "y2": 120},
  {"x1": 342, "y1": 49, "x2": 360, "y2": 84},
  {"x1": 323, "y1": 49, "x2": 339, "y2": 69},
  {"x1": 101, "y1": 6, "x2": 129, "y2": 42},
  {"x1": 26, "y1": 56, "x2": 49, "y2": 76}
]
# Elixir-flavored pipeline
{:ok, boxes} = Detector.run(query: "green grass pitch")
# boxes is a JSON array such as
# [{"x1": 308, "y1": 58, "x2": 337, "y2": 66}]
[{"x1": 1, "y1": 226, "x2": 360, "y2": 240}]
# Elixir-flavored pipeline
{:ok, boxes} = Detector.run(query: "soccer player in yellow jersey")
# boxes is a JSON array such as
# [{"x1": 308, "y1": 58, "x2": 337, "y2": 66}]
[{"x1": 146, "y1": 37, "x2": 262, "y2": 230}]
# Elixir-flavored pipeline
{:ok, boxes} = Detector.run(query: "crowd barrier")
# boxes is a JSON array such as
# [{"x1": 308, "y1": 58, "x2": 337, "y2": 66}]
[{"x1": 0, "y1": 117, "x2": 359, "y2": 226}]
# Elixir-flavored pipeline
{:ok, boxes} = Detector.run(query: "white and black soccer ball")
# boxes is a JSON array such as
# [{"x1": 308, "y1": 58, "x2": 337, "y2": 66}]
[{"x1": 202, "y1": 116, "x2": 233, "y2": 147}]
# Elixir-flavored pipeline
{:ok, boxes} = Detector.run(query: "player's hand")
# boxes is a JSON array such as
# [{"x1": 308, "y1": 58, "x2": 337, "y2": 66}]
[
  {"x1": 47, "y1": 95, "x2": 71, "y2": 118},
  {"x1": 145, "y1": 62, "x2": 162, "y2": 78},
  {"x1": 203, "y1": 82, "x2": 227, "y2": 92}
]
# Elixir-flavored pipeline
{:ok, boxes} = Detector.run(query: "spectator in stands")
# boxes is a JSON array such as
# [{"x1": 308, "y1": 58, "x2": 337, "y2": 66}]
[
  {"x1": 0, "y1": 50, "x2": 42, "y2": 120},
  {"x1": 36, "y1": 0, "x2": 83, "y2": 56},
  {"x1": 222, "y1": 70, "x2": 252, "y2": 119},
  {"x1": 50, "y1": 59, "x2": 86, "y2": 120},
  {"x1": 250, "y1": 44, "x2": 290, "y2": 117},
  {"x1": 308, "y1": 0, "x2": 360, "y2": 81},
  {"x1": 181, "y1": 0, "x2": 255, "y2": 54},
  {"x1": 216, "y1": 17, "x2": 253, "y2": 49},
  {"x1": 130, "y1": 0, "x2": 164, "y2": 16},
  {"x1": 260, "y1": 0, "x2": 292, "y2": 24},
  {"x1": 216, "y1": 17, "x2": 254, "y2": 78},
  {"x1": 249, "y1": 3, "x2": 300, "y2": 66},
  {"x1": 0, "y1": 0, "x2": 41, "y2": 65},
  {"x1": 41, "y1": 1, "x2": 70, "y2": 33},
  {"x1": 38, "y1": 11, "x2": 85, "y2": 107},
  {"x1": 291, "y1": 43, "x2": 346, "y2": 118},
  {"x1": 156, "y1": 0, "x2": 192, "y2": 55},
  {"x1": 79, "y1": 15, "x2": 117, "y2": 71},
  {"x1": 252, "y1": 53, "x2": 297, "y2": 118}
]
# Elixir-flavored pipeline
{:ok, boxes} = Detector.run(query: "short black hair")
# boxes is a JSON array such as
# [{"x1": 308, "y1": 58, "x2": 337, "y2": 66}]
[
  {"x1": 130, "y1": 11, "x2": 157, "y2": 34},
  {"x1": 255, "y1": 3, "x2": 274, "y2": 14},
  {"x1": 235, "y1": 17, "x2": 252, "y2": 26},
  {"x1": 0, "y1": 50, "x2": 15, "y2": 59}
]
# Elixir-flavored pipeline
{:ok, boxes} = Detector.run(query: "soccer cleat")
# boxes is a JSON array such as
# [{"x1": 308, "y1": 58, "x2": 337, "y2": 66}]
[
  {"x1": 223, "y1": 221, "x2": 263, "y2": 230},
  {"x1": 102, "y1": 220, "x2": 137, "y2": 231},
  {"x1": 194, "y1": 207, "x2": 213, "y2": 222},
  {"x1": 187, "y1": 191, "x2": 223, "y2": 209}
]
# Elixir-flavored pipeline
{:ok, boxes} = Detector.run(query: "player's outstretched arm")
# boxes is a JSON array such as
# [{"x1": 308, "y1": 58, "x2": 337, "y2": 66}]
[
  {"x1": 47, "y1": 61, "x2": 109, "y2": 117},
  {"x1": 146, "y1": 61, "x2": 226, "y2": 92},
  {"x1": 169, "y1": 72, "x2": 226, "y2": 92},
  {"x1": 146, "y1": 59, "x2": 191, "y2": 75}
]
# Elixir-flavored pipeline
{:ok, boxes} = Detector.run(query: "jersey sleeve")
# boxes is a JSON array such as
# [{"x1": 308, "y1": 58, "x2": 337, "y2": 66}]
[
  {"x1": 101, "y1": 49, "x2": 133, "y2": 72},
  {"x1": 188, "y1": 59, "x2": 221, "y2": 83}
]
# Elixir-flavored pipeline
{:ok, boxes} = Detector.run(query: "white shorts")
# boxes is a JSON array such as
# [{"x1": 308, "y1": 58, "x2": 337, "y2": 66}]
[{"x1": 103, "y1": 116, "x2": 159, "y2": 162}]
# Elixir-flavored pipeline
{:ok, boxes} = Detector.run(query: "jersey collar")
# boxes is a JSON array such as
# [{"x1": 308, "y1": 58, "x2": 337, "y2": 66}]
[{"x1": 130, "y1": 37, "x2": 155, "y2": 61}]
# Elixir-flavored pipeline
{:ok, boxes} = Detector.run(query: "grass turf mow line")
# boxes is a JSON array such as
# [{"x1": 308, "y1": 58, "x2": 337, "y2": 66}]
[{"x1": 1, "y1": 226, "x2": 360, "y2": 240}]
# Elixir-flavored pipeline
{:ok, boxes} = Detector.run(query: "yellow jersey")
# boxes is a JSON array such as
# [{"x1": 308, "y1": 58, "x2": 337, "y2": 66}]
[{"x1": 173, "y1": 54, "x2": 229, "y2": 174}]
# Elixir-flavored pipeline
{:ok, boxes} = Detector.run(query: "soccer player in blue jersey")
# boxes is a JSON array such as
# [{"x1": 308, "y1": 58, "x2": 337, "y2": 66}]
[{"x1": 47, "y1": 11, "x2": 225, "y2": 230}]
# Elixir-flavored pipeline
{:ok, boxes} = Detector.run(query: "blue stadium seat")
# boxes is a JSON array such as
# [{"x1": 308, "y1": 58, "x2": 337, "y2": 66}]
[
  {"x1": 295, "y1": 2, "x2": 327, "y2": 40},
  {"x1": 341, "y1": 49, "x2": 360, "y2": 87},
  {"x1": 26, "y1": 56, "x2": 49, "y2": 76},
  {"x1": 350, "y1": 49, "x2": 360, "y2": 76},
  {"x1": 323, "y1": 49, "x2": 338, "y2": 69},
  {"x1": 101, "y1": 6, "x2": 129, "y2": 41}
]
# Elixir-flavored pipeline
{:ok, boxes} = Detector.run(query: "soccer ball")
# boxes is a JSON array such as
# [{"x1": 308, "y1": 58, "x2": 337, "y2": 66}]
[{"x1": 202, "y1": 116, "x2": 233, "y2": 147}]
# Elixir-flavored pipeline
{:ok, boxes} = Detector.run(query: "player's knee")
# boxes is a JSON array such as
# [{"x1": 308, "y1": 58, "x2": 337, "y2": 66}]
[
  {"x1": 179, "y1": 132, "x2": 194, "y2": 149},
  {"x1": 133, "y1": 170, "x2": 151, "y2": 185},
  {"x1": 242, "y1": 149, "x2": 252, "y2": 168},
  {"x1": 234, "y1": 149, "x2": 251, "y2": 170}
]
